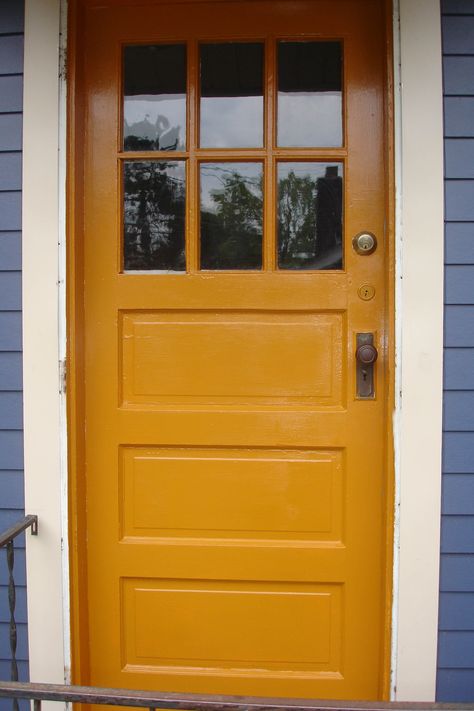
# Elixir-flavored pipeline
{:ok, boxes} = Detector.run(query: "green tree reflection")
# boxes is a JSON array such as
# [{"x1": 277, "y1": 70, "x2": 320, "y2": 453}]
[
  {"x1": 201, "y1": 166, "x2": 263, "y2": 269},
  {"x1": 278, "y1": 165, "x2": 343, "y2": 270}
]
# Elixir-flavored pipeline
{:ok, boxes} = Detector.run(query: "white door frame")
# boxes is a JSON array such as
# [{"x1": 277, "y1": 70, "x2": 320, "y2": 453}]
[{"x1": 21, "y1": 0, "x2": 444, "y2": 702}]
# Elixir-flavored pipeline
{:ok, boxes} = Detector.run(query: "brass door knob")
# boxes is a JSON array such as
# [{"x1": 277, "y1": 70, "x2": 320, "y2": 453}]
[{"x1": 356, "y1": 343, "x2": 378, "y2": 364}]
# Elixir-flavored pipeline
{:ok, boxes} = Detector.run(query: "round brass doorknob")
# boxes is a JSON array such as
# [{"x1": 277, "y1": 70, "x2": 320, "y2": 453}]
[{"x1": 356, "y1": 343, "x2": 378, "y2": 364}]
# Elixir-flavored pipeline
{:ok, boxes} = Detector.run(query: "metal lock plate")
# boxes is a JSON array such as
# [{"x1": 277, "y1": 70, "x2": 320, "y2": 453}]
[
  {"x1": 352, "y1": 231, "x2": 377, "y2": 255},
  {"x1": 358, "y1": 283, "x2": 376, "y2": 301}
]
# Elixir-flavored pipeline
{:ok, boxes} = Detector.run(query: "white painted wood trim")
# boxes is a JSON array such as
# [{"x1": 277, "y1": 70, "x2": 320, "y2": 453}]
[
  {"x1": 20, "y1": 0, "x2": 444, "y2": 700},
  {"x1": 22, "y1": 0, "x2": 68, "y2": 701},
  {"x1": 394, "y1": 0, "x2": 444, "y2": 701}
]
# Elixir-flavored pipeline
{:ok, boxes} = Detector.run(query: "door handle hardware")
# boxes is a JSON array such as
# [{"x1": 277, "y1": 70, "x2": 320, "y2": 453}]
[
  {"x1": 356, "y1": 343, "x2": 378, "y2": 365},
  {"x1": 356, "y1": 333, "x2": 378, "y2": 399}
]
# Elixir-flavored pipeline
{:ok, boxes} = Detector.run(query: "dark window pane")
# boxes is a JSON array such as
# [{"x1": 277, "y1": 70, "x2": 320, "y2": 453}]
[
  {"x1": 124, "y1": 161, "x2": 186, "y2": 271},
  {"x1": 200, "y1": 163, "x2": 263, "y2": 269},
  {"x1": 124, "y1": 45, "x2": 186, "y2": 151},
  {"x1": 278, "y1": 41, "x2": 342, "y2": 147},
  {"x1": 278, "y1": 163, "x2": 343, "y2": 270},
  {"x1": 200, "y1": 43, "x2": 264, "y2": 148}
]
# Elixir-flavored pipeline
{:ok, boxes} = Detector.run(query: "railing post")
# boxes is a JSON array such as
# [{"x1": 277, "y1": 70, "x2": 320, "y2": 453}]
[
  {"x1": 0, "y1": 516, "x2": 38, "y2": 711},
  {"x1": 6, "y1": 540, "x2": 19, "y2": 711}
]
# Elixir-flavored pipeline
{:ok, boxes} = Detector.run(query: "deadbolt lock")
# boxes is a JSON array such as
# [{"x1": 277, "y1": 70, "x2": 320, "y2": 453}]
[{"x1": 352, "y1": 231, "x2": 377, "y2": 255}]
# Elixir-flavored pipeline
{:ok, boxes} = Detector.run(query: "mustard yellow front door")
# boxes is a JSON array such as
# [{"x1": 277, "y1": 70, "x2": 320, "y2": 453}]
[{"x1": 70, "y1": 0, "x2": 393, "y2": 700}]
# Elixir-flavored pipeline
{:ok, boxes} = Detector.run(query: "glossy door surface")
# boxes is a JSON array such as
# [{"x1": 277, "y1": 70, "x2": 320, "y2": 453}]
[{"x1": 77, "y1": 0, "x2": 390, "y2": 700}]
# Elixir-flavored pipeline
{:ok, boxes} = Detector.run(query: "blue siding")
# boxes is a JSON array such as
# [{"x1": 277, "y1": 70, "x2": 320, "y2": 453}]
[
  {"x1": 441, "y1": 555, "x2": 474, "y2": 591},
  {"x1": 437, "y1": 671, "x2": 474, "y2": 703},
  {"x1": 0, "y1": 0, "x2": 27, "y2": 699},
  {"x1": 0, "y1": 77, "x2": 23, "y2": 113},
  {"x1": 0, "y1": 313, "x2": 22, "y2": 351},
  {"x1": 443, "y1": 17, "x2": 474, "y2": 53},
  {"x1": 445, "y1": 223, "x2": 474, "y2": 264},
  {"x1": 443, "y1": 57, "x2": 474, "y2": 94},
  {"x1": 0, "y1": 153, "x2": 22, "y2": 191},
  {"x1": 445, "y1": 139, "x2": 474, "y2": 178},
  {"x1": 439, "y1": 593, "x2": 474, "y2": 629},
  {"x1": 439, "y1": 0, "x2": 474, "y2": 701},
  {"x1": 443, "y1": 0, "x2": 474, "y2": 11},
  {"x1": 0, "y1": 116, "x2": 22, "y2": 152},
  {"x1": 445, "y1": 98, "x2": 474, "y2": 136},
  {"x1": 442, "y1": 474, "x2": 474, "y2": 514}
]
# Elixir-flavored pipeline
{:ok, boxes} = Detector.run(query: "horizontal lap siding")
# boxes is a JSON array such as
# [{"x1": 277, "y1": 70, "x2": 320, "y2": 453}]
[
  {"x1": 0, "y1": 0, "x2": 27, "y2": 702},
  {"x1": 438, "y1": 1, "x2": 474, "y2": 702}
]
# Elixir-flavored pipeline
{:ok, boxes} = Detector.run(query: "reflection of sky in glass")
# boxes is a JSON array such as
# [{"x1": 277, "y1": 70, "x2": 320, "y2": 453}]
[
  {"x1": 200, "y1": 162, "x2": 263, "y2": 212},
  {"x1": 124, "y1": 95, "x2": 186, "y2": 151},
  {"x1": 278, "y1": 92, "x2": 342, "y2": 147},
  {"x1": 200, "y1": 96, "x2": 263, "y2": 148}
]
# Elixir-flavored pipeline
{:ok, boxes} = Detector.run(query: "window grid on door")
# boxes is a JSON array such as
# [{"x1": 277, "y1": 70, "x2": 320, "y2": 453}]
[{"x1": 120, "y1": 37, "x2": 345, "y2": 273}]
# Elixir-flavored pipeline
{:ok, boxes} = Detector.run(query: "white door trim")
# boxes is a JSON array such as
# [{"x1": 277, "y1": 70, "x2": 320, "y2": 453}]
[
  {"x1": 392, "y1": 0, "x2": 444, "y2": 701},
  {"x1": 22, "y1": 0, "x2": 69, "y2": 702},
  {"x1": 21, "y1": 0, "x2": 444, "y2": 701}
]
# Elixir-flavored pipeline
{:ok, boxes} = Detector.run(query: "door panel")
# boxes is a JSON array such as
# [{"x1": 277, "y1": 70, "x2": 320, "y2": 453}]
[
  {"x1": 121, "y1": 311, "x2": 344, "y2": 405},
  {"x1": 77, "y1": 0, "x2": 390, "y2": 700}
]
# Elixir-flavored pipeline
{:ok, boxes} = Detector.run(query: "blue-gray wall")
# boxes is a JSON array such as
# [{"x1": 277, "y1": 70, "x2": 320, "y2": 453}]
[
  {"x1": 438, "y1": 0, "x2": 474, "y2": 702},
  {"x1": 0, "y1": 0, "x2": 28, "y2": 694}
]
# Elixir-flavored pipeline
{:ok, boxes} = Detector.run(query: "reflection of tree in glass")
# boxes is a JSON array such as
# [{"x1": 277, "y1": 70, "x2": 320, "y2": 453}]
[
  {"x1": 124, "y1": 161, "x2": 185, "y2": 271},
  {"x1": 278, "y1": 166, "x2": 343, "y2": 270},
  {"x1": 201, "y1": 167, "x2": 263, "y2": 269}
]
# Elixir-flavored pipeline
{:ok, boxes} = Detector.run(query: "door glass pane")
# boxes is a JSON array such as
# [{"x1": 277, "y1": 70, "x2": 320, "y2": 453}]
[
  {"x1": 277, "y1": 41, "x2": 342, "y2": 147},
  {"x1": 278, "y1": 162, "x2": 343, "y2": 270},
  {"x1": 124, "y1": 161, "x2": 186, "y2": 271},
  {"x1": 123, "y1": 44, "x2": 186, "y2": 152},
  {"x1": 200, "y1": 163, "x2": 263, "y2": 269},
  {"x1": 200, "y1": 43, "x2": 264, "y2": 148}
]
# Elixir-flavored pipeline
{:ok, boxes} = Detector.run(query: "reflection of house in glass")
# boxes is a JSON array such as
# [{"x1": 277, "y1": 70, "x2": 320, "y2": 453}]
[
  {"x1": 315, "y1": 165, "x2": 343, "y2": 268},
  {"x1": 123, "y1": 44, "x2": 187, "y2": 152},
  {"x1": 124, "y1": 114, "x2": 182, "y2": 152},
  {"x1": 278, "y1": 163, "x2": 343, "y2": 270},
  {"x1": 123, "y1": 161, "x2": 186, "y2": 271}
]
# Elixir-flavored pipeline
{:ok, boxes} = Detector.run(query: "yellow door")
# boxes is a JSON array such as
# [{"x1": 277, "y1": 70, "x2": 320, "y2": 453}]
[{"x1": 70, "y1": 0, "x2": 393, "y2": 701}]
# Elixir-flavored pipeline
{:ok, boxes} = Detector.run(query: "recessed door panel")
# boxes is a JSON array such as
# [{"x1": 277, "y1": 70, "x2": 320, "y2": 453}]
[
  {"x1": 121, "y1": 311, "x2": 344, "y2": 406},
  {"x1": 120, "y1": 447, "x2": 344, "y2": 541},
  {"x1": 122, "y1": 579, "x2": 342, "y2": 672}
]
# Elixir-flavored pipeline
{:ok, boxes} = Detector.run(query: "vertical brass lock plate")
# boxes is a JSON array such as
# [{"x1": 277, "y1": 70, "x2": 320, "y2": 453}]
[{"x1": 356, "y1": 332, "x2": 377, "y2": 399}]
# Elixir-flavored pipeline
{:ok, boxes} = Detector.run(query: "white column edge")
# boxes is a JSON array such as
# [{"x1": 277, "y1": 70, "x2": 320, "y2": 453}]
[
  {"x1": 22, "y1": 0, "x2": 68, "y2": 704},
  {"x1": 394, "y1": 0, "x2": 444, "y2": 701}
]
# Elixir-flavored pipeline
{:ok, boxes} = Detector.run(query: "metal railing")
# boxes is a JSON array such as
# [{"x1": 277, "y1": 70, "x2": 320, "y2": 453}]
[
  {"x1": 0, "y1": 516, "x2": 38, "y2": 711},
  {"x1": 0, "y1": 517, "x2": 472, "y2": 711},
  {"x1": 0, "y1": 682, "x2": 472, "y2": 711}
]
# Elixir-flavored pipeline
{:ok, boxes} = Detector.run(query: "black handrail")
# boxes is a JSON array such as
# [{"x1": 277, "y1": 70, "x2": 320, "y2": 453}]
[
  {"x1": 0, "y1": 682, "x2": 471, "y2": 711},
  {"x1": 0, "y1": 515, "x2": 38, "y2": 711},
  {"x1": 0, "y1": 516, "x2": 38, "y2": 548}
]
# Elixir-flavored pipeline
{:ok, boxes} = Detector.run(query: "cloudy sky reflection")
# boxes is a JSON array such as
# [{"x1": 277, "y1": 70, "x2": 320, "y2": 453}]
[
  {"x1": 278, "y1": 91, "x2": 342, "y2": 147},
  {"x1": 200, "y1": 96, "x2": 263, "y2": 148}
]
